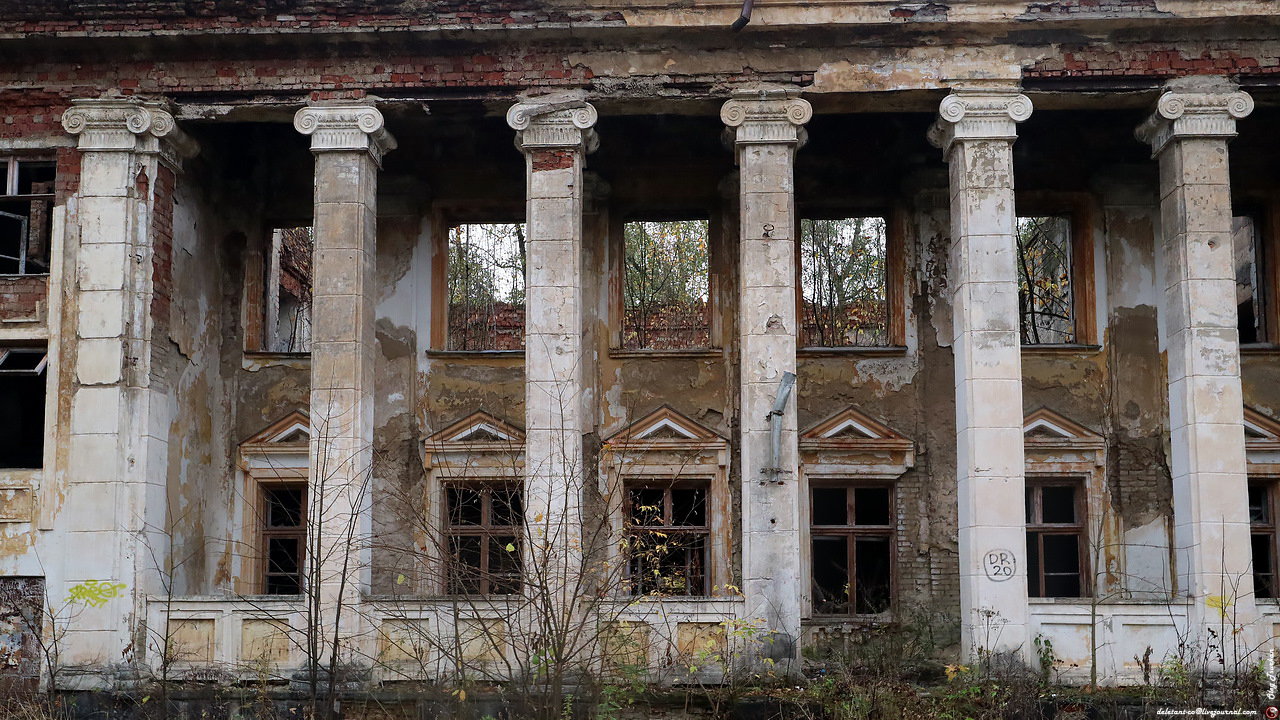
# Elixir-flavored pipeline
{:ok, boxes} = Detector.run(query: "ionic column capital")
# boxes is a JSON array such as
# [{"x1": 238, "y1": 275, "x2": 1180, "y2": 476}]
[
  {"x1": 62, "y1": 98, "x2": 198, "y2": 168},
  {"x1": 293, "y1": 103, "x2": 397, "y2": 165},
  {"x1": 506, "y1": 96, "x2": 599, "y2": 153},
  {"x1": 720, "y1": 86, "x2": 812, "y2": 146},
  {"x1": 928, "y1": 86, "x2": 1033, "y2": 156},
  {"x1": 1136, "y1": 83, "x2": 1253, "y2": 156}
]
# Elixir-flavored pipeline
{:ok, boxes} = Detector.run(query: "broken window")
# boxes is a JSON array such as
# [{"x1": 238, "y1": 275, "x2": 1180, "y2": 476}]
[
  {"x1": 260, "y1": 484, "x2": 306, "y2": 595},
  {"x1": 625, "y1": 481, "x2": 709, "y2": 596},
  {"x1": 1250, "y1": 481, "x2": 1275, "y2": 598},
  {"x1": 1017, "y1": 216, "x2": 1075, "y2": 345},
  {"x1": 447, "y1": 223, "x2": 526, "y2": 351},
  {"x1": 1234, "y1": 216, "x2": 1266, "y2": 344},
  {"x1": 0, "y1": 347, "x2": 46, "y2": 469},
  {"x1": 799, "y1": 217, "x2": 889, "y2": 348},
  {"x1": 810, "y1": 484, "x2": 893, "y2": 615},
  {"x1": 0, "y1": 158, "x2": 54, "y2": 276},
  {"x1": 622, "y1": 220, "x2": 710, "y2": 350},
  {"x1": 1025, "y1": 480, "x2": 1086, "y2": 598},
  {"x1": 264, "y1": 226, "x2": 313, "y2": 353},
  {"x1": 445, "y1": 482, "x2": 522, "y2": 595}
]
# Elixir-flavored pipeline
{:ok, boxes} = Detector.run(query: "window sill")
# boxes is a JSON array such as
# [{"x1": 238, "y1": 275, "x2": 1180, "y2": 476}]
[
  {"x1": 609, "y1": 348, "x2": 723, "y2": 360},
  {"x1": 798, "y1": 346, "x2": 908, "y2": 358},
  {"x1": 803, "y1": 613, "x2": 894, "y2": 624},
  {"x1": 242, "y1": 352, "x2": 310, "y2": 370},
  {"x1": 426, "y1": 349, "x2": 524, "y2": 359},
  {"x1": 1021, "y1": 344, "x2": 1102, "y2": 356},
  {"x1": 1242, "y1": 343, "x2": 1280, "y2": 355}
]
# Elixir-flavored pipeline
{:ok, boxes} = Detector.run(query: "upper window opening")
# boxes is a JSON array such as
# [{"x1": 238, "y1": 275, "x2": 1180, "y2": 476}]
[
  {"x1": 0, "y1": 158, "x2": 54, "y2": 276},
  {"x1": 799, "y1": 217, "x2": 889, "y2": 348},
  {"x1": 1251, "y1": 481, "x2": 1276, "y2": 599},
  {"x1": 264, "y1": 226, "x2": 313, "y2": 353},
  {"x1": 809, "y1": 483, "x2": 893, "y2": 615},
  {"x1": 1025, "y1": 479, "x2": 1086, "y2": 598},
  {"x1": 0, "y1": 345, "x2": 46, "y2": 470},
  {"x1": 622, "y1": 220, "x2": 710, "y2": 351},
  {"x1": 1234, "y1": 215, "x2": 1265, "y2": 344},
  {"x1": 1017, "y1": 216, "x2": 1075, "y2": 345},
  {"x1": 448, "y1": 223, "x2": 526, "y2": 351}
]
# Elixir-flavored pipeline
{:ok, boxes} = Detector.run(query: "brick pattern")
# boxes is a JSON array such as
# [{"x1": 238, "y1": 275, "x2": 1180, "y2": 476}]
[
  {"x1": 0, "y1": 275, "x2": 47, "y2": 322},
  {"x1": 0, "y1": 91, "x2": 70, "y2": 140},
  {"x1": 150, "y1": 165, "x2": 175, "y2": 339},
  {"x1": 1021, "y1": 0, "x2": 1158, "y2": 15},
  {"x1": 1028, "y1": 47, "x2": 1276, "y2": 79},
  {"x1": 531, "y1": 149, "x2": 573, "y2": 172}
]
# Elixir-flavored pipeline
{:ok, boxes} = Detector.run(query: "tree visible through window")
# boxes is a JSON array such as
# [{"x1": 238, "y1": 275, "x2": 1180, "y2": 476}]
[
  {"x1": 1017, "y1": 216, "x2": 1075, "y2": 345},
  {"x1": 810, "y1": 484, "x2": 893, "y2": 615},
  {"x1": 0, "y1": 158, "x2": 54, "y2": 276},
  {"x1": 622, "y1": 220, "x2": 710, "y2": 350},
  {"x1": 799, "y1": 217, "x2": 888, "y2": 348},
  {"x1": 624, "y1": 481, "x2": 709, "y2": 596},
  {"x1": 448, "y1": 223, "x2": 526, "y2": 351}
]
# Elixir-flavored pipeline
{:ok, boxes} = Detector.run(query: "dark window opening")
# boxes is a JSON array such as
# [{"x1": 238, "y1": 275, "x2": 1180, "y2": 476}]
[
  {"x1": 445, "y1": 482, "x2": 523, "y2": 595},
  {"x1": 1025, "y1": 480, "x2": 1086, "y2": 598},
  {"x1": 625, "y1": 481, "x2": 709, "y2": 596},
  {"x1": 447, "y1": 223, "x2": 526, "y2": 351},
  {"x1": 1234, "y1": 216, "x2": 1265, "y2": 344},
  {"x1": 1251, "y1": 482, "x2": 1275, "y2": 599},
  {"x1": 265, "y1": 226, "x2": 313, "y2": 353},
  {"x1": 622, "y1": 220, "x2": 710, "y2": 350},
  {"x1": 0, "y1": 159, "x2": 54, "y2": 276},
  {"x1": 799, "y1": 217, "x2": 889, "y2": 348},
  {"x1": 1017, "y1": 216, "x2": 1075, "y2": 345},
  {"x1": 810, "y1": 484, "x2": 893, "y2": 615},
  {"x1": 0, "y1": 347, "x2": 46, "y2": 469},
  {"x1": 261, "y1": 484, "x2": 306, "y2": 595}
]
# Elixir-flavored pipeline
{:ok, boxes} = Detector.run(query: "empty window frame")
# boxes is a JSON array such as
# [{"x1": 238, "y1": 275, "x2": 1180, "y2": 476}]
[
  {"x1": 264, "y1": 226, "x2": 313, "y2": 353},
  {"x1": 1250, "y1": 481, "x2": 1276, "y2": 598},
  {"x1": 260, "y1": 484, "x2": 306, "y2": 595},
  {"x1": 621, "y1": 220, "x2": 711, "y2": 351},
  {"x1": 0, "y1": 158, "x2": 54, "y2": 276},
  {"x1": 624, "y1": 480, "x2": 710, "y2": 596},
  {"x1": 799, "y1": 217, "x2": 891, "y2": 348},
  {"x1": 809, "y1": 484, "x2": 893, "y2": 615},
  {"x1": 0, "y1": 347, "x2": 46, "y2": 469},
  {"x1": 1016, "y1": 216, "x2": 1077, "y2": 345},
  {"x1": 1234, "y1": 214, "x2": 1270, "y2": 344},
  {"x1": 447, "y1": 223, "x2": 526, "y2": 351},
  {"x1": 1025, "y1": 480, "x2": 1087, "y2": 598},
  {"x1": 444, "y1": 482, "x2": 523, "y2": 595}
]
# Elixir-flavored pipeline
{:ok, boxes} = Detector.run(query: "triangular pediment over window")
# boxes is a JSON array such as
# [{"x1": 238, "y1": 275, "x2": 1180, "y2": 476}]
[
  {"x1": 241, "y1": 410, "x2": 310, "y2": 447},
  {"x1": 1023, "y1": 408, "x2": 1103, "y2": 444},
  {"x1": 799, "y1": 407, "x2": 915, "y2": 471},
  {"x1": 1245, "y1": 407, "x2": 1280, "y2": 452},
  {"x1": 1022, "y1": 409, "x2": 1105, "y2": 469},
  {"x1": 605, "y1": 405, "x2": 724, "y2": 450},
  {"x1": 426, "y1": 411, "x2": 525, "y2": 447}
]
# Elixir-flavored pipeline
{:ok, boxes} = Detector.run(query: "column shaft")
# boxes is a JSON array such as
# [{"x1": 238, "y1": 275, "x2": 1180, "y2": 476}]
[
  {"x1": 722, "y1": 88, "x2": 811, "y2": 661},
  {"x1": 929, "y1": 87, "x2": 1033, "y2": 658},
  {"x1": 294, "y1": 103, "x2": 395, "y2": 666},
  {"x1": 1137, "y1": 81, "x2": 1258, "y2": 637}
]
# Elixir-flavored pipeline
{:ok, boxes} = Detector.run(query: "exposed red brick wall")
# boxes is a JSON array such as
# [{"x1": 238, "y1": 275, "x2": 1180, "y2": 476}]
[
  {"x1": 55, "y1": 147, "x2": 80, "y2": 203},
  {"x1": 531, "y1": 149, "x2": 574, "y2": 172},
  {"x1": 0, "y1": 276, "x2": 48, "y2": 323},
  {"x1": 1027, "y1": 47, "x2": 1278, "y2": 79},
  {"x1": 0, "y1": 91, "x2": 71, "y2": 140},
  {"x1": 1021, "y1": 0, "x2": 1158, "y2": 14},
  {"x1": 150, "y1": 165, "x2": 175, "y2": 330}
]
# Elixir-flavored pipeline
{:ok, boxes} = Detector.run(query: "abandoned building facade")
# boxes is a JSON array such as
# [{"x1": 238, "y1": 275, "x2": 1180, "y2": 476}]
[{"x1": 0, "y1": 0, "x2": 1278, "y2": 691}]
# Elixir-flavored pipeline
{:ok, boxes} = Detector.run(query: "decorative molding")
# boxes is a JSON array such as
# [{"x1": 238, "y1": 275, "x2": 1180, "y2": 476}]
[
  {"x1": 293, "y1": 104, "x2": 397, "y2": 165},
  {"x1": 238, "y1": 410, "x2": 310, "y2": 472},
  {"x1": 604, "y1": 405, "x2": 725, "y2": 452},
  {"x1": 800, "y1": 407, "x2": 914, "y2": 470},
  {"x1": 1023, "y1": 407, "x2": 1105, "y2": 467},
  {"x1": 1245, "y1": 406, "x2": 1280, "y2": 453},
  {"x1": 506, "y1": 97, "x2": 599, "y2": 153},
  {"x1": 1136, "y1": 87, "x2": 1254, "y2": 156},
  {"x1": 61, "y1": 98, "x2": 198, "y2": 169},
  {"x1": 720, "y1": 86, "x2": 812, "y2": 147},
  {"x1": 426, "y1": 410, "x2": 525, "y2": 448},
  {"x1": 927, "y1": 86, "x2": 1033, "y2": 156},
  {"x1": 423, "y1": 410, "x2": 526, "y2": 475}
]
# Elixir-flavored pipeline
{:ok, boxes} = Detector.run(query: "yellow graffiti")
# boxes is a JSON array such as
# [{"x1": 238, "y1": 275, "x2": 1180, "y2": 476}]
[
  {"x1": 67, "y1": 580, "x2": 127, "y2": 608},
  {"x1": 1206, "y1": 594, "x2": 1234, "y2": 619}
]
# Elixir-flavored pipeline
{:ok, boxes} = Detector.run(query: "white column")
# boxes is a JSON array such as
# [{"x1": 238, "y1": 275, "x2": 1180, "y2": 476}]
[
  {"x1": 506, "y1": 96, "x2": 597, "y2": 616},
  {"x1": 721, "y1": 86, "x2": 811, "y2": 662},
  {"x1": 293, "y1": 103, "x2": 395, "y2": 667},
  {"x1": 928, "y1": 86, "x2": 1033, "y2": 659},
  {"x1": 59, "y1": 99, "x2": 196, "y2": 670},
  {"x1": 1136, "y1": 79, "x2": 1259, "y2": 639}
]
